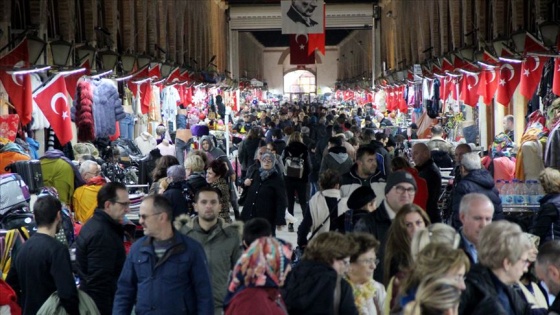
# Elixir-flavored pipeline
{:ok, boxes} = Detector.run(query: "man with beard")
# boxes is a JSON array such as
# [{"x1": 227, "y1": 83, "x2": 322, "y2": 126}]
[
  {"x1": 340, "y1": 146, "x2": 386, "y2": 204},
  {"x1": 6, "y1": 195, "x2": 79, "y2": 315},
  {"x1": 175, "y1": 187, "x2": 242, "y2": 314}
]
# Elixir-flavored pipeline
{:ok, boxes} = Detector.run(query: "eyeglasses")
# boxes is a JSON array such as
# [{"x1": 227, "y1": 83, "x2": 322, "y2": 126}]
[
  {"x1": 394, "y1": 185, "x2": 416, "y2": 194},
  {"x1": 357, "y1": 258, "x2": 380, "y2": 266},
  {"x1": 139, "y1": 212, "x2": 162, "y2": 220},
  {"x1": 113, "y1": 200, "x2": 131, "y2": 207}
]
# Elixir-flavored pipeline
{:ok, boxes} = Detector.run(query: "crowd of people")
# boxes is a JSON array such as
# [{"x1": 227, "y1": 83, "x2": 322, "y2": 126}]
[{"x1": 2, "y1": 101, "x2": 560, "y2": 315}]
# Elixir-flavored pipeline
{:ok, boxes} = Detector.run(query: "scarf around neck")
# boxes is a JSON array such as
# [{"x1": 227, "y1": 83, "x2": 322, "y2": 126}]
[{"x1": 259, "y1": 167, "x2": 276, "y2": 181}]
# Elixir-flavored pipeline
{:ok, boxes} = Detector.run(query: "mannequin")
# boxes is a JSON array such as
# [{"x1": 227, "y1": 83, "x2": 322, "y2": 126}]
[
  {"x1": 157, "y1": 139, "x2": 176, "y2": 157},
  {"x1": 135, "y1": 131, "x2": 157, "y2": 156}
]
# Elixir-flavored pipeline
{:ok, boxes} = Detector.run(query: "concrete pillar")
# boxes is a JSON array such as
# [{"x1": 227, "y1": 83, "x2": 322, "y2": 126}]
[
  {"x1": 478, "y1": 97, "x2": 488, "y2": 149},
  {"x1": 229, "y1": 29, "x2": 239, "y2": 80}
]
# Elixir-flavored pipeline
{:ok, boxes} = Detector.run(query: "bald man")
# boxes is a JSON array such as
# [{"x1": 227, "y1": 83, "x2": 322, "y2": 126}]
[{"x1": 412, "y1": 143, "x2": 442, "y2": 222}]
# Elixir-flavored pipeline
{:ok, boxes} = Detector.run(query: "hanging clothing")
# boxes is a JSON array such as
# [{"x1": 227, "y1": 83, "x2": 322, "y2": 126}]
[
  {"x1": 515, "y1": 128, "x2": 545, "y2": 181},
  {"x1": 161, "y1": 86, "x2": 180, "y2": 123},
  {"x1": 91, "y1": 79, "x2": 126, "y2": 138},
  {"x1": 148, "y1": 85, "x2": 161, "y2": 121},
  {"x1": 135, "y1": 132, "x2": 157, "y2": 156}
]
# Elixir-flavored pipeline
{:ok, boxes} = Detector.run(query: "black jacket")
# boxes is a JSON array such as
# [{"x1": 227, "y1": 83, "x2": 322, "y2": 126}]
[
  {"x1": 354, "y1": 201, "x2": 392, "y2": 282},
  {"x1": 241, "y1": 170, "x2": 288, "y2": 229},
  {"x1": 282, "y1": 141, "x2": 312, "y2": 182},
  {"x1": 186, "y1": 172, "x2": 209, "y2": 194},
  {"x1": 530, "y1": 193, "x2": 560, "y2": 243},
  {"x1": 459, "y1": 264, "x2": 530, "y2": 315},
  {"x1": 451, "y1": 169, "x2": 503, "y2": 229},
  {"x1": 238, "y1": 137, "x2": 261, "y2": 170},
  {"x1": 416, "y1": 158, "x2": 442, "y2": 223},
  {"x1": 163, "y1": 180, "x2": 190, "y2": 219},
  {"x1": 368, "y1": 140, "x2": 392, "y2": 177},
  {"x1": 282, "y1": 260, "x2": 358, "y2": 315},
  {"x1": 76, "y1": 209, "x2": 126, "y2": 315},
  {"x1": 273, "y1": 139, "x2": 287, "y2": 157}
]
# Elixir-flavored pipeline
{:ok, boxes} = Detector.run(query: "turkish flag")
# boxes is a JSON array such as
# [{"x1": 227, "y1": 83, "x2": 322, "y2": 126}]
[
  {"x1": 495, "y1": 61, "x2": 521, "y2": 106},
  {"x1": 290, "y1": 35, "x2": 315, "y2": 65},
  {"x1": 0, "y1": 39, "x2": 29, "y2": 67},
  {"x1": 460, "y1": 72, "x2": 481, "y2": 107},
  {"x1": 524, "y1": 33, "x2": 548, "y2": 54},
  {"x1": 519, "y1": 55, "x2": 547, "y2": 99},
  {"x1": 33, "y1": 75, "x2": 73, "y2": 145},
  {"x1": 149, "y1": 64, "x2": 161, "y2": 79},
  {"x1": 0, "y1": 71, "x2": 33, "y2": 125},
  {"x1": 553, "y1": 40, "x2": 560, "y2": 96},
  {"x1": 167, "y1": 68, "x2": 182, "y2": 83},
  {"x1": 127, "y1": 66, "x2": 150, "y2": 95},
  {"x1": 398, "y1": 86, "x2": 408, "y2": 112},
  {"x1": 441, "y1": 58, "x2": 454, "y2": 72},
  {"x1": 344, "y1": 90, "x2": 354, "y2": 101},
  {"x1": 477, "y1": 69, "x2": 499, "y2": 105},
  {"x1": 64, "y1": 59, "x2": 91, "y2": 98},
  {"x1": 443, "y1": 76, "x2": 457, "y2": 101},
  {"x1": 308, "y1": 4, "x2": 326, "y2": 56}
]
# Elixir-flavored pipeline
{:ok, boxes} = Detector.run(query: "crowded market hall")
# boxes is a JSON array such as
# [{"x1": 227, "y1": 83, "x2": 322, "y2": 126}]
[{"x1": 1, "y1": 0, "x2": 560, "y2": 314}]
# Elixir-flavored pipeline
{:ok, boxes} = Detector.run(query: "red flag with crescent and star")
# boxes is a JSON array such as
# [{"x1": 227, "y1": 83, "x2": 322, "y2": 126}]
[
  {"x1": 290, "y1": 34, "x2": 315, "y2": 65},
  {"x1": 495, "y1": 61, "x2": 522, "y2": 106},
  {"x1": 519, "y1": 55, "x2": 547, "y2": 99},
  {"x1": 477, "y1": 69, "x2": 499, "y2": 105},
  {"x1": 460, "y1": 72, "x2": 481, "y2": 107},
  {"x1": 0, "y1": 39, "x2": 29, "y2": 67},
  {"x1": 0, "y1": 71, "x2": 33, "y2": 125},
  {"x1": 33, "y1": 74, "x2": 73, "y2": 145}
]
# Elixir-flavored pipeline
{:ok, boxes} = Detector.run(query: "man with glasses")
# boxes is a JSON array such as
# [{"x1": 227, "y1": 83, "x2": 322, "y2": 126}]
[
  {"x1": 412, "y1": 143, "x2": 442, "y2": 223},
  {"x1": 355, "y1": 171, "x2": 417, "y2": 282},
  {"x1": 113, "y1": 195, "x2": 213, "y2": 314},
  {"x1": 75, "y1": 182, "x2": 129, "y2": 315},
  {"x1": 73, "y1": 160, "x2": 107, "y2": 223}
]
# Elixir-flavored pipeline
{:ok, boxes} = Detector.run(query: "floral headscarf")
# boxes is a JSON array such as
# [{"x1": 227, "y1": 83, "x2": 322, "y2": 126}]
[{"x1": 224, "y1": 237, "x2": 293, "y2": 306}]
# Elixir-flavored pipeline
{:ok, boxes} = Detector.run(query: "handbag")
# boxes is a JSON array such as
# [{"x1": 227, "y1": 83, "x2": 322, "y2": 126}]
[{"x1": 237, "y1": 169, "x2": 255, "y2": 206}]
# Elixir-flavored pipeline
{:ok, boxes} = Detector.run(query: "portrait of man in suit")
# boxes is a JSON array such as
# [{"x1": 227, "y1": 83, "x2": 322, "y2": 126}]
[{"x1": 282, "y1": 0, "x2": 323, "y2": 35}]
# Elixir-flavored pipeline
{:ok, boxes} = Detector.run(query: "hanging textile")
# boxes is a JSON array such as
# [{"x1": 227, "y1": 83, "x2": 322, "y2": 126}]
[{"x1": 0, "y1": 114, "x2": 19, "y2": 141}]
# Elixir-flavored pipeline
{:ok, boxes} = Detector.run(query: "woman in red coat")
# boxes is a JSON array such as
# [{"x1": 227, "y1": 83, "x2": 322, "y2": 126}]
[{"x1": 224, "y1": 237, "x2": 293, "y2": 315}]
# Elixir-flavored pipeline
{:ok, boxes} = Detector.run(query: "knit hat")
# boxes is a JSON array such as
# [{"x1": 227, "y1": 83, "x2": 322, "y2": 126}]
[
  {"x1": 167, "y1": 165, "x2": 187, "y2": 182},
  {"x1": 301, "y1": 126, "x2": 310, "y2": 135},
  {"x1": 385, "y1": 171, "x2": 417, "y2": 195},
  {"x1": 347, "y1": 186, "x2": 377, "y2": 210}
]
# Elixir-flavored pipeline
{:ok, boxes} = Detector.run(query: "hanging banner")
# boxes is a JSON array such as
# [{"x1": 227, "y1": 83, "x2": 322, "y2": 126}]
[{"x1": 281, "y1": 0, "x2": 324, "y2": 35}]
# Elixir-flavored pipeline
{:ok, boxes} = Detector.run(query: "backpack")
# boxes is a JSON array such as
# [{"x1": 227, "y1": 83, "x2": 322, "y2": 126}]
[
  {"x1": 284, "y1": 152, "x2": 305, "y2": 179},
  {"x1": 1, "y1": 227, "x2": 29, "y2": 280},
  {"x1": 431, "y1": 150, "x2": 454, "y2": 168}
]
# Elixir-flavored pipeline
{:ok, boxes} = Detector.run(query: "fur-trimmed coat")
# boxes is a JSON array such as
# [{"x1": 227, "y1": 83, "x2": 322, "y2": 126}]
[
  {"x1": 174, "y1": 216, "x2": 242, "y2": 314},
  {"x1": 91, "y1": 79, "x2": 125, "y2": 138}
]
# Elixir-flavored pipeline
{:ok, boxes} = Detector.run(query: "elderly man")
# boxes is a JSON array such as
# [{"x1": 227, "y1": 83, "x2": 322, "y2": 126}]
[
  {"x1": 536, "y1": 241, "x2": 560, "y2": 313},
  {"x1": 355, "y1": 171, "x2": 417, "y2": 282},
  {"x1": 452, "y1": 143, "x2": 473, "y2": 185},
  {"x1": 73, "y1": 160, "x2": 107, "y2": 223},
  {"x1": 451, "y1": 152, "x2": 503, "y2": 229},
  {"x1": 427, "y1": 125, "x2": 454, "y2": 168},
  {"x1": 457, "y1": 193, "x2": 494, "y2": 264},
  {"x1": 113, "y1": 195, "x2": 213, "y2": 314},
  {"x1": 412, "y1": 143, "x2": 442, "y2": 223}
]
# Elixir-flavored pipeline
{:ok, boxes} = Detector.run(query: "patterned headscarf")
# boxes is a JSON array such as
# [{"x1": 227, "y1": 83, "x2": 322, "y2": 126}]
[
  {"x1": 492, "y1": 132, "x2": 514, "y2": 158},
  {"x1": 224, "y1": 237, "x2": 293, "y2": 305}
]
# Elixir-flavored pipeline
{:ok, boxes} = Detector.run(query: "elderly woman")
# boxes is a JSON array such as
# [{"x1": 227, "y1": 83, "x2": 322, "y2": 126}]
[
  {"x1": 530, "y1": 167, "x2": 560, "y2": 242},
  {"x1": 346, "y1": 233, "x2": 387, "y2": 315},
  {"x1": 459, "y1": 221, "x2": 532, "y2": 315},
  {"x1": 403, "y1": 278, "x2": 462, "y2": 315},
  {"x1": 398, "y1": 243, "x2": 469, "y2": 311},
  {"x1": 206, "y1": 159, "x2": 231, "y2": 223},
  {"x1": 410, "y1": 223, "x2": 461, "y2": 261},
  {"x1": 282, "y1": 232, "x2": 359, "y2": 315},
  {"x1": 240, "y1": 151, "x2": 287, "y2": 235},
  {"x1": 223, "y1": 237, "x2": 293, "y2": 315}
]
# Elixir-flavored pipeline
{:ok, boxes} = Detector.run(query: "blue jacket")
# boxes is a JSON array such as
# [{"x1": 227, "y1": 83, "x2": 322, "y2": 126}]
[{"x1": 112, "y1": 231, "x2": 213, "y2": 315}]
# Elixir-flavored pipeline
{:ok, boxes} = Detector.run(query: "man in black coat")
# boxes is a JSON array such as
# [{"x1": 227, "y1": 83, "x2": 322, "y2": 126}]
[
  {"x1": 162, "y1": 165, "x2": 190, "y2": 219},
  {"x1": 536, "y1": 241, "x2": 560, "y2": 314},
  {"x1": 6, "y1": 195, "x2": 79, "y2": 315},
  {"x1": 451, "y1": 152, "x2": 503, "y2": 229},
  {"x1": 75, "y1": 182, "x2": 128, "y2": 315},
  {"x1": 412, "y1": 143, "x2": 442, "y2": 223}
]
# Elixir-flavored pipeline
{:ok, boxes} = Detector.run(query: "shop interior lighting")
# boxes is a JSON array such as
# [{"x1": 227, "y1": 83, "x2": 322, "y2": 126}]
[
  {"x1": 50, "y1": 39, "x2": 73, "y2": 66},
  {"x1": 539, "y1": 21, "x2": 560, "y2": 48},
  {"x1": 120, "y1": 53, "x2": 137, "y2": 73},
  {"x1": 8, "y1": 65, "x2": 51, "y2": 75},
  {"x1": 75, "y1": 44, "x2": 97, "y2": 69},
  {"x1": 90, "y1": 69, "x2": 113, "y2": 79},
  {"x1": 27, "y1": 35, "x2": 47, "y2": 65},
  {"x1": 98, "y1": 49, "x2": 119, "y2": 71}
]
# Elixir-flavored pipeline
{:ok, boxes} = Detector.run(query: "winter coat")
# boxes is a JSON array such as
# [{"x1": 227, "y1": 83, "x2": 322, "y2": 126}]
[
  {"x1": 320, "y1": 146, "x2": 353, "y2": 176},
  {"x1": 71, "y1": 80, "x2": 95, "y2": 142},
  {"x1": 459, "y1": 264, "x2": 530, "y2": 315},
  {"x1": 416, "y1": 158, "x2": 442, "y2": 223},
  {"x1": 91, "y1": 79, "x2": 125, "y2": 138},
  {"x1": 241, "y1": 169, "x2": 288, "y2": 228},
  {"x1": 75, "y1": 209, "x2": 126, "y2": 315},
  {"x1": 354, "y1": 201, "x2": 393, "y2": 282},
  {"x1": 187, "y1": 172, "x2": 209, "y2": 194},
  {"x1": 112, "y1": 231, "x2": 213, "y2": 315},
  {"x1": 451, "y1": 169, "x2": 503, "y2": 229},
  {"x1": 72, "y1": 177, "x2": 106, "y2": 223},
  {"x1": 200, "y1": 135, "x2": 234, "y2": 178},
  {"x1": 340, "y1": 164, "x2": 387, "y2": 206},
  {"x1": 238, "y1": 137, "x2": 261, "y2": 170},
  {"x1": 273, "y1": 139, "x2": 287, "y2": 156},
  {"x1": 281, "y1": 260, "x2": 358, "y2": 315},
  {"x1": 530, "y1": 194, "x2": 560, "y2": 243},
  {"x1": 225, "y1": 287, "x2": 287, "y2": 315},
  {"x1": 162, "y1": 180, "x2": 190, "y2": 219},
  {"x1": 174, "y1": 216, "x2": 242, "y2": 313},
  {"x1": 368, "y1": 140, "x2": 392, "y2": 176},
  {"x1": 281, "y1": 141, "x2": 311, "y2": 182},
  {"x1": 210, "y1": 178, "x2": 231, "y2": 223}
]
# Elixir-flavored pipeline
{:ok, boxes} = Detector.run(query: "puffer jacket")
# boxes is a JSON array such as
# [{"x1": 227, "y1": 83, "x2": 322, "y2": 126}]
[
  {"x1": 319, "y1": 146, "x2": 353, "y2": 176},
  {"x1": 174, "y1": 216, "x2": 242, "y2": 314},
  {"x1": 75, "y1": 209, "x2": 125, "y2": 315},
  {"x1": 112, "y1": 231, "x2": 213, "y2": 315},
  {"x1": 281, "y1": 260, "x2": 358, "y2": 315},
  {"x1": 459, "y1": 264, "x2": 530, "y2": 315},
  {"x1": 451, "y1": 169, "x2": 504, "y2": 228},
  {"x1": 530, "y1": 193, "x2": 560, "y2": 243}
]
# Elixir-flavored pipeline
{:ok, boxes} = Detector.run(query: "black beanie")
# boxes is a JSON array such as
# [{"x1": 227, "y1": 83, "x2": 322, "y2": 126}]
[{"x1": 347, "y1": 186, "x2": 377, "y2": 210}]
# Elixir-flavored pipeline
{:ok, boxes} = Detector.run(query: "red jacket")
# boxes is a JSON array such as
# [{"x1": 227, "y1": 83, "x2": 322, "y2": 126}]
[
  {"x1": 403, "y1": 167, "x2": 429, "y2": 211},
  {"x1": 0, "y1": 279, "x2": 21, "y2": 315},
  {"x1": 225, "y1": 287, "x2": 287, "y2": 315}
]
